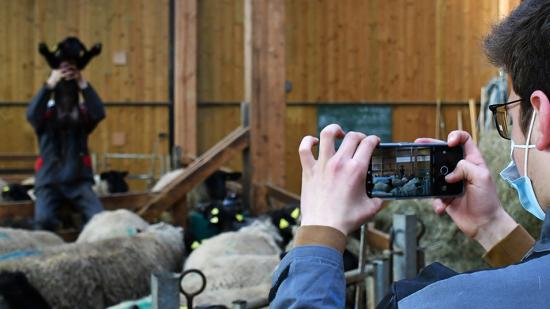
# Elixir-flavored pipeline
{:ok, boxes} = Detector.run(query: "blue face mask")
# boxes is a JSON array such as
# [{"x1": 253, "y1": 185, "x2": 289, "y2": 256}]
[{"x1": 499, "y1": 112, "x2": 546, "y2": 221}]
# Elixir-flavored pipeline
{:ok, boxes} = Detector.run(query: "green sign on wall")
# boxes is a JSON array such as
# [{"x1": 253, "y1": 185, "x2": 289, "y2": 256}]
[{"x1": 317, "y1": 104, "x2": 392, "y2": 142}]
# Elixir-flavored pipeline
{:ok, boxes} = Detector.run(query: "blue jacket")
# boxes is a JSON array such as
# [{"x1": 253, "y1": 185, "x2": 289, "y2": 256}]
[
  {"x1": 27, "y1": 84, "x2": 105, "y2": 188},
  {"x1": 271, "y1": 215, "x2": 550, "y2": 308}
]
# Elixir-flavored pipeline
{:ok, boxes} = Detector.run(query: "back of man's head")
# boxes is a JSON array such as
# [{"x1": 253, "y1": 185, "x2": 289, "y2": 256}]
[{"x1": 484, "y1": 0, "x2": 550, "y2": 134}]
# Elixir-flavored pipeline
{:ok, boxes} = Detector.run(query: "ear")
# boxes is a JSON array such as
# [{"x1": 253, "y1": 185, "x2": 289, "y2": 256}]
[{"x1": 531, "y1": 90, "x2": 550, "y2": 150}]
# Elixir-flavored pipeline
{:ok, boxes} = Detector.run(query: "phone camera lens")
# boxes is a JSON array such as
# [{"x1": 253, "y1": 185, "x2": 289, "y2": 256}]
[{"x1": 440, "y1": 165, "x2": 449, "y2": 175}]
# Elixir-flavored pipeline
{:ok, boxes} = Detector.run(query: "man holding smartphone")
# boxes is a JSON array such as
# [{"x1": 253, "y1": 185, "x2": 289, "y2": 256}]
[{"x1": 270, "y1": 0, "x2": 549, "y2": 307}]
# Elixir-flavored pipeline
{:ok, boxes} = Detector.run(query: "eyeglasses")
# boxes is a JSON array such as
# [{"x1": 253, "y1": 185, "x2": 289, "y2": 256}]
[{"x1": 488, "y1": 98, "x2": 522, "y2": 140}]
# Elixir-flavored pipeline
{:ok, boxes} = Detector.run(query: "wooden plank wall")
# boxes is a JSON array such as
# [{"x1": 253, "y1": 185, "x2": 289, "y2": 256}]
[
  {"x1": 0, "y1": 0, "x2": 170, "y2": 191},
  {"x1": 197, "y1": 0, "x2": 244, "y2": 171},
  {"x1": 197, "y1": 0, "x2": 503, "y2": 194},
  {"x1": 1, "y1": 0, "x2": 510, "y2": 195}
]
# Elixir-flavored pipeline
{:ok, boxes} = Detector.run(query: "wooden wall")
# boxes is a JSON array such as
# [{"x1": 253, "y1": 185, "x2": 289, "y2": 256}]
[
  {"x1": 1, "y1": 0, "x2": 512, "y2": 194},
  {"x1": 0, "y1": 0, "x2": 170, "y2": 191},
  {"x1": 197, "y1": 0, "x2": 504, "y2": 193}
]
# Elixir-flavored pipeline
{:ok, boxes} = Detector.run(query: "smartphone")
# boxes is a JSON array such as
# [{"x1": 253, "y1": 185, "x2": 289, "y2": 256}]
[{"x1": 366, "y1": 143, "x2": 464, "y2": 199}]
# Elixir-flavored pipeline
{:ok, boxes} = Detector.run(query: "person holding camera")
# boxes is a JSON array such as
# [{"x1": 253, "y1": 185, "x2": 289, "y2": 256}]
[
  {"x1": 27, "y1": 60, "x2": 105, "y2": 231},
  {"x1": 270, "y1": 0, "x2": 549, "y2": 307}
]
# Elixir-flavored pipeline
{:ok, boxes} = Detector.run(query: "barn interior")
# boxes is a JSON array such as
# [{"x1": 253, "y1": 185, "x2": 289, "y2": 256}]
[{"x1": 0, "y1": 0, "x2": 536, "y2": 308}]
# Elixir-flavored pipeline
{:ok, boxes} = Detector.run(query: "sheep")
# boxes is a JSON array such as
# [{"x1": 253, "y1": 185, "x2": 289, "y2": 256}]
[
  {"x1": 92, "y1": 171, "x2": 129, "y2": 197},
  {"x1": 0, "y1": 223, "x2": 184, "y2": 309},
  {"x1": 0, "y1": 227, "x2": 64, "y2": 256},
  {"x1": 77, "y1": 209, "x2": 149, "y2": 243},
  {"x1": 153, "y1": 169, "x2": 241, "y2": 209},
  {"x1": 183, "y1": 220, "x2": 281, "y2": 307}
]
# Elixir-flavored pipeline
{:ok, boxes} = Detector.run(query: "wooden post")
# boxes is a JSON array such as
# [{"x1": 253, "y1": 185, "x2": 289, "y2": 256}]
[
  {"x1": 457, "y1": 110, "x2": 463, "y2": 131},
  {"x1": 245, "y1": 0, "x2": 287, "y2": 214},
  {"x1": 435, "y1": 0, "x2": 444, "y2": 139},
  {"x1": 174, "y1": 0, "x2": 197, "y2": 158},
  {"x1": 469, "y1": 98, "x2": 478, "y2": 144}
]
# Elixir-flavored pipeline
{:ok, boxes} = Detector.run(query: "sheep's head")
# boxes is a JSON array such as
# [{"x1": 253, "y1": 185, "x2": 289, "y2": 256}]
[{"x1": 38, "y1": 37, "x2": 102, "y2": 70}]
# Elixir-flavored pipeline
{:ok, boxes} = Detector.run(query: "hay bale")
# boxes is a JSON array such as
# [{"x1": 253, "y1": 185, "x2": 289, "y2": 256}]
[
  {"x1": 0, "y1": 223, "x2": 184, "y2": 309},
  {"x1": 77, "y1": 209, "x2": 149, "y2": 243},
  {"x1": 183, "y1": 221, "x2": 281, "y2": 307},
  {"x1": 376, "y1": 199, "x2": 485, "y2": 272},
  {"x1": 375, "y1": 130, "x2": 541, "y2": 272},
  {"x1": 0, "y1": 228, "x2": 64, "y2": 255}
]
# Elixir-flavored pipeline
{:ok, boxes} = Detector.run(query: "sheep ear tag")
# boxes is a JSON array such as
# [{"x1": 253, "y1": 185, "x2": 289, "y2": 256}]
[
  {"x1": 290, "y1": 208, "x2": 300, "y2": 219},
  {"x1": 191, "y1": 241, "x2": 201, "y2": 250},
  {"x1": 279, "y1": 218, "x2": 290, "y2": 229}
]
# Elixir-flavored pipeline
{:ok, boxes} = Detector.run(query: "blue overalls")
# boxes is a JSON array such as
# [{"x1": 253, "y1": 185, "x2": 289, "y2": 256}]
[{"x1": 27, "y1": 84, "x2": 105, "y2": 230}]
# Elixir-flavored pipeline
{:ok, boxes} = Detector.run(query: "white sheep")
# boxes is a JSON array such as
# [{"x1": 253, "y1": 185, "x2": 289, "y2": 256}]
[
  {"x1": 0, "y1": 227, "x2": 64, "y2": 255},
  {"x1": 183, "y1": 220, "x2": 281, "y2": 307},
  {"x1": 0, "y1": 223, "x2": 184, "y2": 309},
  {"x1": 77, "y1": 209, "x2": 149, "y2": 243}
]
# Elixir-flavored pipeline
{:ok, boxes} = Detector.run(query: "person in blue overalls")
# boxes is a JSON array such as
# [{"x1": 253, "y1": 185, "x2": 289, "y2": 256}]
[
  {"x1": 28, "y1": 38, "x2": 105, "y2": 231},
  {"x1": 270, "y1": 1, "x2": 550, "y2": 307}
]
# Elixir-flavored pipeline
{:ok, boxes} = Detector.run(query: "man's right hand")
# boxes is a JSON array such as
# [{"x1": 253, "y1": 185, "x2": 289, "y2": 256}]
[
  {"x1": 299, "y1": 124, "x2": 384, "y2": 236},
  {"x1": 416, "y1": 130, "x2": 517, "y2": 251}
]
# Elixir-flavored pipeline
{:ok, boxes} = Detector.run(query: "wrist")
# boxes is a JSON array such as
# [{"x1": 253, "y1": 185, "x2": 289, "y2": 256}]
[
  {"x1": 295, "y1": 225, "x2": 347, "y2": 252},
  {"x1": 78, "y1": 78, "x2": 88, "y2": 89},
  {"x1": 300, "y1": 218, "x2": 348, "y2": 236},
  {"x1": 46, "y1": 78, "x2": 56, "y2": 89},
  {"x1": 473, "y1": 209, "x2": 517, "y2": 251}
]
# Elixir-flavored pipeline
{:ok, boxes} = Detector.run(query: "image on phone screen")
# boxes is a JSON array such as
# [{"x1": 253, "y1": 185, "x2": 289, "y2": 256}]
[{"x1": 366, "y1": 143, "x2": 463, "y2": 199}]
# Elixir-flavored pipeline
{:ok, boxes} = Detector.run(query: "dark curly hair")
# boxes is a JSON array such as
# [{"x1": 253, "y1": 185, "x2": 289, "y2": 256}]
[{"x1": 484, "y1": 0, "x2": 550, "y2": 134}]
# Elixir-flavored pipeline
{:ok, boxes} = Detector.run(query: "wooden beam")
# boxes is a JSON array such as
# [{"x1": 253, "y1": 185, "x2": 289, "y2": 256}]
[
  {"x1": 0, "y1": 192, "x2": 156, "y2": 221},
  {"x1": 174, "y1": 0, "x2": 197, "y2": 157},
  {"x1": 138, "y1": 126, "x2": 250, "y2": 220},
  {"x1": 366, "y1": 223, "x2": 391, "y2": 251},
  {"x1": 247, "y1": 0, "x2": 287, "y2": 214},
  {"x1": 266, "y1": 183, "x2": 300, "y2": 205},
  {"x1": 0, "y1": 153, "x2": 37, "y2": 161},
  {"x1": 469, "y1": 98, "x2": 478, "y2": 144}
]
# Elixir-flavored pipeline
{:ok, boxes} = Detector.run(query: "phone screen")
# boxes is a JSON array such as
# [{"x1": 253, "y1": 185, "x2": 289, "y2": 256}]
[{"x1": 366, "y1": 143, "x2": 463, "y2": 199}]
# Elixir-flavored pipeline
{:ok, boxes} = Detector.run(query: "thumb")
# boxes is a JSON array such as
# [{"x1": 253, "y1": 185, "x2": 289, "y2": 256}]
[
  {"x1": 362, "y1": 197, "x2": 384, "y2": 219},
  {"x1": 445, "y1": 159, "x2": 484, "y2": 184}
]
